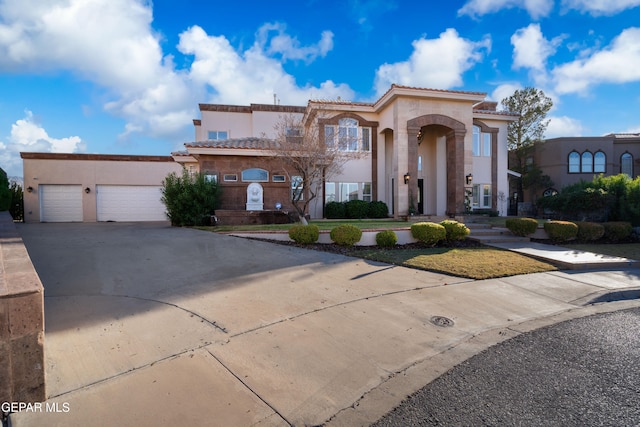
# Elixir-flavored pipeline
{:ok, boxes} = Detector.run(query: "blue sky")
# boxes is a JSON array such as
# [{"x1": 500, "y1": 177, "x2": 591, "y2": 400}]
[{"x1": 1, "y1": 0, "x2": 640, "y2": 177}]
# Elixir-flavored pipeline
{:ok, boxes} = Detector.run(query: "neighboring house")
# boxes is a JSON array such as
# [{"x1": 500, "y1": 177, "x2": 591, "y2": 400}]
[
  {"x1": 20, "y1": 85, "x2": 518, "y2": 223},
  {"x1": 173, "y1": 85, "x2": 518, "y2": 219},
  {"x1": 520, "y1": 133, "x2": 640, "y2": 202},
  {"x1": 21, "y1": 153, "x2": 181, "y2": 223}
]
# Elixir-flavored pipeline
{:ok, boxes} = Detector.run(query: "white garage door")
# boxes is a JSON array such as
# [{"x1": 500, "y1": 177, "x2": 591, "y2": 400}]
[
  {"x1": 40, "y1": 185, "x2": 83, "y2": 222},
  {"x1": 97, "y1": 185, "x2": 166, "y2": 222}
]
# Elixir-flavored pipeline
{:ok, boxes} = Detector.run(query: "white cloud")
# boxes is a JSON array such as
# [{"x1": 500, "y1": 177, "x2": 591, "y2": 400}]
[
  {"x1": 458, "y1": 0, "x2": 554, "y2": 19},
  {"x1": 512, "y1": 24, "x2": 564, "y2": 71},
  {"x1": 561, "y1": 0, "x2": 640, "y2": 16},
  {"x1": 373, "y1": 29, "x2": 491, "y2": 96},
  {"x1": 545, "y1": 115, "x2": 585, "y2": 138},
  {"x1": 178, "y1": 25, "x2": 354, "y2": 105},
  {"x1": 552, "y1": 27, "x2": 640, "y2": 95},
  {"x1": 256, "y1": 22, "x2": 334, "y2": 63},
  {"x1": 0, "y1": 111, "x2": 86, "y2": 176}
]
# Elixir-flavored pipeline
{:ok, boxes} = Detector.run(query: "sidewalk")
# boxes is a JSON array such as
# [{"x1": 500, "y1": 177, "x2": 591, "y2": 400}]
[{"x1": 10, "y1": 224, "x2": 640, "y2": 427}]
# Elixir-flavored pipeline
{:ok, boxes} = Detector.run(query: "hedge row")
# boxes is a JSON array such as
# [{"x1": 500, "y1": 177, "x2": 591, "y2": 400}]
[
  {"x1": 506, "y1": 217, "x2": 634, "y2": 242},
  {"x1": 325, "y1": 200, "x2": 389, "y2": 219}
]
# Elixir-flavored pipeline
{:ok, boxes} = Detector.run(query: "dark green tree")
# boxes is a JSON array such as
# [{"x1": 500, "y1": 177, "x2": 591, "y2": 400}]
[
  {"x1": 9, "y1": 181, "x2": 24, "y2": 221},
  {"x1": 501, "y1": 87, "x2": 553, "y2": 202},
  {"x1": 161, "y1": 169, "x2": 222, "y2": 226},
  {"x1": 0, "y1": 168, "x2": 11, "y2": 211}
]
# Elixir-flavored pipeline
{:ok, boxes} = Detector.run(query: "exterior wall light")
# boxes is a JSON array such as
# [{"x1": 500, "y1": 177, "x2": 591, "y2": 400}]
[
  {"x1": 85, "y1": 187, "x2": 91, "y2": 194},
  {"x1": 404, "y1": 172, "x2": 411, "y2": 185},
  {"x1": 27, "y1": 186, "x2": 34, "y2": 193},
  {"x1": 416, "y1": 130, "x2": 423, "y2": 145},
  {"x1": 466, "y1": 174, "x2": 473, "y2": 185}
]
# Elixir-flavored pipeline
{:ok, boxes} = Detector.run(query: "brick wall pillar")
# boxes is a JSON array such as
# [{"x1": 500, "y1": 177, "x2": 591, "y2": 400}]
[{"x1": 0, "y1": 212, "x2": 45, "y2": 404}]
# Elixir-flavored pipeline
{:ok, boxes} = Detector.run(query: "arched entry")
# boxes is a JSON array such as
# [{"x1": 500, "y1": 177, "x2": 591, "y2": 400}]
[{"x1": 407, "y1": 114, "x2": 467, "y2": 216}]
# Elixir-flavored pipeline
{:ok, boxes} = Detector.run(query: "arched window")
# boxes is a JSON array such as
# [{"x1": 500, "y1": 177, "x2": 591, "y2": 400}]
[
  {"x1": 621, "y1": 153, "x2": 633, "y2": 176},
  {"x1": 581, "y1": 151, "x2": 593, "y2": 173},
  {"x1": 241, "y1": 168, "x2": 268, "y2": 182},
  {"x1": 594, "y1": 151, "x2": 606, "y2": 173},
  {"x1": 568, "y1": 151, "x2": 580, "y2": 173}
]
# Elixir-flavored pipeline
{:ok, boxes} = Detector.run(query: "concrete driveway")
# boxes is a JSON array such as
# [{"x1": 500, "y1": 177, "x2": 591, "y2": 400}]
[{"x1": 14, "y1": 222, "x2": 640, "y2": 427}]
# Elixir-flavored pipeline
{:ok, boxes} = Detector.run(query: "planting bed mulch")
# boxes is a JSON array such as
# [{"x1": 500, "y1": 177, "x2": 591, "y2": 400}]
[{"x1": 245, "y1": 236, "x2": 485, "y2": 257}]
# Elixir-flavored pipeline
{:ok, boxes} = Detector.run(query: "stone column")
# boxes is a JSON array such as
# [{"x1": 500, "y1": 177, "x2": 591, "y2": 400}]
[{"x1": 446, "y1": 130, "x2": 467, "y2": 215}]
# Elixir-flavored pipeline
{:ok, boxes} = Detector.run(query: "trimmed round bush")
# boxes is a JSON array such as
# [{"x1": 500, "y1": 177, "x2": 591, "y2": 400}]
[
  {"x1": 288, "y1": 224, "x2": 320, "y2": 244},
  {"x1": 375, "y1": 230, "x2": 397, "y2": 247},
  {"x1": 575, "y1": 221, "x2": 605, "y2": 242},
  {"x1": 330, "y1": 224, "x2": 362, "y2": 246},
  {"x1": 325, "y1": 201, "x2": 346, "y2": 219},
  {"x1": 543, "y1": 220, "x2": 578, "y2": 242},
  {"x1": 603, "y1": 221, "x2": 633, "y2": 241},
  {"x1": 345, "y1": 200, "x2": 369, "y2": 219},
  {"x1": 368, "y1": 201, "x2": 390, "y2": 218},
  {"x1": 410, "y1": 222, "x2": 446, "y2": 246},
  {"x1": 505, "y1": 217, "x2": 539, "y2": 236},
  {"x1": 439, "y1": 219, "x2": 470, "y2": 242}
]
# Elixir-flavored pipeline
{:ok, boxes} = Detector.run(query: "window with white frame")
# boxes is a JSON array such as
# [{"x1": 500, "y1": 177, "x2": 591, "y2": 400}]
[
  {"x1": 362, "y1": 182, "x2": 372, "y2": 202},
  {"x1": 324, "y1": 118, "x2": 370, "y2": 152},
  {"x1": 325, "y1": 182, "x2": 336, "y2": 203},
  {"x1": 472, "y1": 126, "x2": 491, "y2": 157},
  {"x1": 472, "y1": 184, "x2": 492, "y2": 209},
  {"x1": 242, "y1": 168, "x2": 268, "y2": 182},
  {"x1": 208, "y1": 130, "x2": 228, "y2": 140},
  {"x1": 292, "y1": 176, "x2": 303, "y2": 201},
  {"x1": 339, "y1": 183, "x2": 358, "y2": 201}
]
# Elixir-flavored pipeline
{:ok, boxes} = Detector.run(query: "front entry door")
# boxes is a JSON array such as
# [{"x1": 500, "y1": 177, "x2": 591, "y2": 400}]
[{"x1": 418, "y1": 179, "x2": 424, "y2": 214}]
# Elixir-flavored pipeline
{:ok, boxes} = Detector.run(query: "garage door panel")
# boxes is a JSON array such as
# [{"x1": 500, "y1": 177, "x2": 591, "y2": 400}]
[
  {"x1": 97, "y1": 186, "x2": 166, "y2": 222},
  {"x1": 40, "y1": 185, "x2": 83, "y2": 222}
]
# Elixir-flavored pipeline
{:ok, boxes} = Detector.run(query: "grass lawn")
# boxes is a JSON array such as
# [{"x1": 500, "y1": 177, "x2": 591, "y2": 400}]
[
  {"x1": 197, "y1": 219, "x2": 410, "y2": 233},
  {"x1": 563, "y1": 243, "x2": 640, "y2": 260},
  {"x1": 346, "y1": 246, "x2": 557, "y2": 280}
]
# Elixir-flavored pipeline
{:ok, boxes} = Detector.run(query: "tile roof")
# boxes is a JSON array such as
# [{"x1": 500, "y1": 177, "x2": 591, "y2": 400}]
[{"x1": 184, "y1": 137, "x2": 277, "y2": 150}]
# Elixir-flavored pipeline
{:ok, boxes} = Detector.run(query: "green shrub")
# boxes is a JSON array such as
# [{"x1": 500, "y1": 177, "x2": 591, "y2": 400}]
[
  {"x1": 439, "y1": 220, "x2": 470, "y2": 242},
  {"x1": 603, "y1": 221, "x2": 633, "y2": 241},
  {"x1": 543, "y1": 220, "x2": 578, "y2": 242},
  {"x1": 410, "y1": 222, "x2": 446, "y2": 246},
  {"x1": 0, "y1": 168, "x2": 10, "y2": 212},
  {"x1": 161, "y1": 170, "x2": 222, "y2": 226},
  {"x1": 375, "y1": 230, "x2": 397, "y2": 247},
  {"x1": 288, "y1": 224, "x2": 320, "y2": 244},
  {"x1": 368, "y1": 201, "x2": 389, "y2": 218},
  {"x1": 325, "y1": 201, "x2": 346, "y2": 219},
  {"x1": 345, "y1": 200, "x2": 369, "y2": 219},
  {"x1": 330, "y1": 224, "x2": 362, "y2": 246},
  {"x1": 505, "y1": 217, "x2": 539, "y2": 236},
  {"x1": 574, "y1": 221, "x2": 605, "y2": 242}
]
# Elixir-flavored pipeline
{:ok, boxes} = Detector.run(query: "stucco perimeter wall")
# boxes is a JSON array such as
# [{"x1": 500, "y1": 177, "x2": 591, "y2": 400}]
[
  {"x1": 22, "y1": 154, "x2": 182, "y2": 223},
  {"x1": 0, "y1": 211, "x2": 45, "y2": 403}
]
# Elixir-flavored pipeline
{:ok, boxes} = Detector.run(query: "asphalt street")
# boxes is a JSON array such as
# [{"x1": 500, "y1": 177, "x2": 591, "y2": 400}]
[{"x1": 372, "y1": 307, "x2": 640, "y2": 427}]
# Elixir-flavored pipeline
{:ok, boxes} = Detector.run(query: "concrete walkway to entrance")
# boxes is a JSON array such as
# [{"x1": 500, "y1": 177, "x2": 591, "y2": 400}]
[{"x1": 11, "y1": 223, "x2": 640, "y2": 427}]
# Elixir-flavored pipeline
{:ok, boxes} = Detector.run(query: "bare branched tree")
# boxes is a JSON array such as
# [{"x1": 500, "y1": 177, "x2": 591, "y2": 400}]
[{"x1": 269, "y1": 111, "x2": 365, "y2": 224}]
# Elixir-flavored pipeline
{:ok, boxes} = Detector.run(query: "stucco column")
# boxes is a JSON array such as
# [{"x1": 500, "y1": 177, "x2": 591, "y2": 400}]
[
  {"x1": 406, "y1": 126, "x2": 421, "y2": 214},
  {"x1": 446, "y1": 130, "x2": 466, "y2": 215}
]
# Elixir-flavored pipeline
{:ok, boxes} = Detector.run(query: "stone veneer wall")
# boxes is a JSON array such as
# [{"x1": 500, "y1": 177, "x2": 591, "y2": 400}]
[{"x1": 0, "y1": 211, "x2": 45, "y2": 403}]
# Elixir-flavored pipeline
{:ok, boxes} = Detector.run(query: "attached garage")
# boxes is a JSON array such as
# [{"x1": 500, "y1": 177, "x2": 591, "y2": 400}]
[
  {"x1": 21, "y1": 153, "x2": 182, "y2": 223},
  {"x1": 96, "y1": 185, "x2": 166, "y2": 222},
  {"x1": 39, "y1": 185, "x2": 83, "y2": 222}
]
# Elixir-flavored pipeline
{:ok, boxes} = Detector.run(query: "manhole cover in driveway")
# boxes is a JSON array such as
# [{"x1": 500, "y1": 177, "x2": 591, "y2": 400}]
[{"x1": 429, "y1": 316, "x2": 455, "y2": 327}]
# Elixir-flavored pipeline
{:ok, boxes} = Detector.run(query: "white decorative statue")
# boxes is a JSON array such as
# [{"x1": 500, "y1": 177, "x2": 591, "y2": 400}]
[{"x1": 246, "y1": 183, "x2": 264, "y2": 211}]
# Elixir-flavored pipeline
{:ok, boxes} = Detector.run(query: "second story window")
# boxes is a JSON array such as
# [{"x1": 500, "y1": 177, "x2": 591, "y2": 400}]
[
  {"x1": 324, "y1": 118, "x2": 370, "y2": 152},
  {"x1": 581, "y1": 151, "x2": 593, "y2": 173},
  {"x1": 568, "y1": 151, "x2": 580, "y2": 173},
  {"x1": 472, "y1": 126, "x2": 491, "y2": 157},
  {"x1": 208, "y1": 130, "x2": 228, "y2": 140},
  {"x1": 594, "y1": 151, "x2": 606, "y2": 173},
  {"x1": 621, "y1": 153, "x2": 633, "y2": 176}
]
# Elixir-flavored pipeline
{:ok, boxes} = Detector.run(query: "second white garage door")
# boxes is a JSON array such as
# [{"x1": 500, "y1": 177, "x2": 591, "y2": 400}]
[{"x1": 97, "y1": 185, "x2": 166, "y2": 222}]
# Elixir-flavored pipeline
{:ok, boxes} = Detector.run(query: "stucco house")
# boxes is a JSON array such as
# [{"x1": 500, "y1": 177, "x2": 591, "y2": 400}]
[
  {"x1": 173, "y1": 85, "x2": 518, "y2": 220},
  {"x1": 21, "y1": 85, "x2": 518, "y2": 223},
  {"x1": 518, "y1": 133, "x2": 640, "y2": 203}
]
